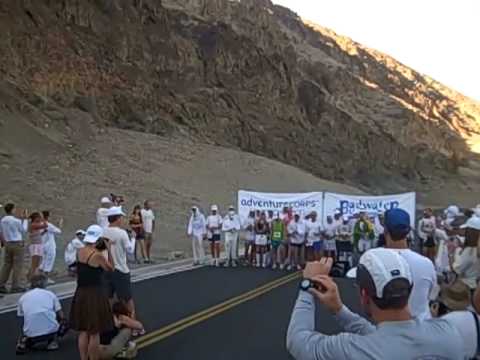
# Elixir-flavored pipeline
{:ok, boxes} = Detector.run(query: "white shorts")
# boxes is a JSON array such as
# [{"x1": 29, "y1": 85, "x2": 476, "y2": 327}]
[
  {"x1": 29, "y1": 244, "x2": 43, "y2": 257},
  {"x1": 324, "y1": 239, "x2": 337, "y2": 252},
  {"x1": 255, "y1": 234, "x2": 268, "y2": 246},
  {"x1": 358, "y1": 238, "x2": 372, "y2": 253}
]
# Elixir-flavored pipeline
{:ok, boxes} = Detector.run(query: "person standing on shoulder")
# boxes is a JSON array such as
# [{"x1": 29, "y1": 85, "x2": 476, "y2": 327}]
[
  {"x1": 40, "y1": 211, "x2": 62, "y2": 285},
  {"x1": 418, "y1": 208, "x2": 437, "y2": 262},
  {"x1": 129, "y1": 205, "x2": 145, "y2": 264},
  {"x1": 141, "y1": 200, "x2": 155, "y2": 264},
  {"x1": 270, "y1": 213, "x2": 286, "y2": 269},
  {"x1": 222, "y1": 206, "x2": 241, "y2": 267},
  {"x1": 0, "y1": 203, "x2": 28, "y2": 294},
  {"x1": 207, "y1": 205, "x2": 223, "y2": 267},
  {"x1": 97, "y1": 197, "x2": 112, "y2": 229},
  {"x1": 384, "y1": 208, "x2": 437, "y2": 320},
  {"x1": 242, "y1": 211, "x2": 256, "y2": 266},
  {"x1": 187, "y1": 206, "x2": 206, "y2": 266}
]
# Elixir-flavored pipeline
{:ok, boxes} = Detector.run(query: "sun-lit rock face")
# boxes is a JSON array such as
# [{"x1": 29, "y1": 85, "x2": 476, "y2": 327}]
[{"x1": 0, "y1": 0, "x2": 478, "y2": 191}]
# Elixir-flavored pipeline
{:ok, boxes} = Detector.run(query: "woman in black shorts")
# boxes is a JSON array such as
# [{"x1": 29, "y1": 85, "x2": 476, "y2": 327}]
[{"x1": 70, "y1": 225, "x2": 114, "y2": 360}]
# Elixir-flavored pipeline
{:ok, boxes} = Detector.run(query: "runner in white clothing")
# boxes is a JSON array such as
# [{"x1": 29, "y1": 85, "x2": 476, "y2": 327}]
[
  {"x1": 222, "y1": 206, "x2": 241, "y2": 267},
  {"x1": 288, "y1": 214, "x2": 305, "y2": 271},
  {"x1": 187, "y1": 207, "x2": 206, "y2": 266},
  {"x1": 40, "y1": 211, "x2": 62, "y2": 285},
  {"x1": 64, "y1": 230, "x2": 85, "y2": 275},
  {"x1": 206, "y1": 205, "x2": 222, "y2": 267},
  {"x1": 141, "y1": 200, "x2": 155, "y2": 264}
]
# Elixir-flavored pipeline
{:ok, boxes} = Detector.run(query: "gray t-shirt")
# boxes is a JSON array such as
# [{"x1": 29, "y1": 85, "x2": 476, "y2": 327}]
[{"x1": 287, "y1": 292, "x2": 470, "y2": 360}]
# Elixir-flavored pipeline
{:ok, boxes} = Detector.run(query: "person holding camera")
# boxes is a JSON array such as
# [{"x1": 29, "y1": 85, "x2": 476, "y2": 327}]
[
  {"x1": 286, "y1": 251, "x2": 473, "y2": 360},
  {"x1": 70, "y1": 225, "x2": 115, "y2": 360}
]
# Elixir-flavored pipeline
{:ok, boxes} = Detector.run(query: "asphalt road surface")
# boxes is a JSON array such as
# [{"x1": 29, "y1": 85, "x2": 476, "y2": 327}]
[{"x1": 0, "y1": 267, "x2": 361, "y2": 359}]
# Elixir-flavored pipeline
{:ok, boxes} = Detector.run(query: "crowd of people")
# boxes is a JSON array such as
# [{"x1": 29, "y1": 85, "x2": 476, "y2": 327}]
[
  {"x1": 0, "y1": 195, "x2": 156, "y2": 358},
  {"x1": 287, "y1": 205, "x2": 480, "y2": 360}
]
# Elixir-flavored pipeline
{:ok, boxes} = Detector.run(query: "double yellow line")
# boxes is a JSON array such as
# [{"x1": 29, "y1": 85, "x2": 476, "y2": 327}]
[{"x1": 136, "y1": 271, "x2": 301, "y2": 349}]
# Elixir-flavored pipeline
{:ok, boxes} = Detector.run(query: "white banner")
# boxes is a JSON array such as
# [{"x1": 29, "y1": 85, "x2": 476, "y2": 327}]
[
  {"x1": 237, "y1": 190, "x2": 323, "y2": 221},
  {"x1": 323, "y1": 192, "x2": 416, "y2": 226}
]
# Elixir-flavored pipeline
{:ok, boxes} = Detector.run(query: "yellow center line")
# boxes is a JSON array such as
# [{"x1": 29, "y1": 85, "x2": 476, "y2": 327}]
[{"x1": 136, "y1": 272, "x2": 301, "y2": 348}]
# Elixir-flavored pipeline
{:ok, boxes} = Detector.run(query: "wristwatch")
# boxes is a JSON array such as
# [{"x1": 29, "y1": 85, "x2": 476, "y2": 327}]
[{"x1": 300, "y1": 279, "x2": 314, "y2": 291}]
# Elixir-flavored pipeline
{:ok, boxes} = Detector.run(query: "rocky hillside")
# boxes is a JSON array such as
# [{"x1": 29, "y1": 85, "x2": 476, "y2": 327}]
[{"x1": 0, "y1": 0, "x2": 479, "y2": 193}]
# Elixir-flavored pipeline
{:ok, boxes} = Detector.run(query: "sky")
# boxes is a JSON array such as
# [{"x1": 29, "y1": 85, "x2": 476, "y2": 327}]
[{"x1": 272, "y1": 0, "x2": 480, "y2": 101}]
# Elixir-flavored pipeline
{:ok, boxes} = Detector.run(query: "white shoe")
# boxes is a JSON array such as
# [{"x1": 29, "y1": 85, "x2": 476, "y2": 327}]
[
  {"x1": 215, "y1": 259, "x2": 220, "y2": 267},
  {"x1": 272, "y1": 263, "x2": 277, "y2": 270},
  {"x1": 287, "y1": 265, "x2": 292, "y2": 271},
  {"x1": 279, "y1": 264, "x2": 285, "y2": 270},
  {"x1": 46, "y1": 278, "x2": 55, "y2": 285},
  {"x1": 255, "y1": 263, "x2": 261, "y2": 268},
  {"x1": 262, "y1": 263, "x2": 267, "y2": 269},
  {"x1": 224, "y1": 262, "x2": 230, "y2": 268}
]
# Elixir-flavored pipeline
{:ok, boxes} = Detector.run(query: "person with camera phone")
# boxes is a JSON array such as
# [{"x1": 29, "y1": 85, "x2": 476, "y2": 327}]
[
  {"x1": 69, "y1": 225, "x2": 115, "y2": 360},
  {"x1": 287, "y1": 250, "x2": 475, "y2": 360}
]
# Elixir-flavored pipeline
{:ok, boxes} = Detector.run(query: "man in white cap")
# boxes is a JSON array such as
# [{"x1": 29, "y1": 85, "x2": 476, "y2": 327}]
[
  {"x1": 96, "y1": 197, "x2": 112, "y2": 229},
  {"x1": 187, "y1": 206, "x2": 206, "y2": 265},
  {"x1": 287, "y1": 250, "x2": 471, "y2": 360},
  {"x1": 206, "y1": 205, "x2": 222, "y2": 266},
  {"x1": 103, "y1": 207, "x2": 137, "y2": 321},
  {"x1": 222, "y1": 206, "x2": 241, "y2": 267}
]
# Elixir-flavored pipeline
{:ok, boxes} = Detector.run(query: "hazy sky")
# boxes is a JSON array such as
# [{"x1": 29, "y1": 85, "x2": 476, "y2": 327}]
[{"x1": 272, "y1": 0, "x2": 480, "y2": 101}]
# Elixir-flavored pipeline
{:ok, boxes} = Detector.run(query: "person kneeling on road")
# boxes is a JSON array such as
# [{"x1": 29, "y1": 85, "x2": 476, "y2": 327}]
[
  {"x1": 99, "y1": 301, "x2": 144, "y2": 359},
  {"x1": 286, "y1": 250, "x2": 473, "y2": 360},
  {"x1": 16, "y1": 273, "x2": 68, "y2": 354}
]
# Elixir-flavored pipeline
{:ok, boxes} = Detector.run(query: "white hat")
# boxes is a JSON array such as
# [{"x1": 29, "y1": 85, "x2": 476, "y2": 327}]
[
  {"x1": 84, "y1": 225, "x2": 104, "y2": 244},
  {"x1": 334, "y1": 209, "x2": 341, "y2": 215},
  {"x1": 75, "y1": 229, "x2": 86, "y2": 236},
  {"x1": 211, "y1": 205, "x2": 218, "y2": 211},
  {"x1": 342, "y1": 215, "x2": 349, "y2": 221},
  {"x1": 107, "y1": 206, "x2": 126, "y2": 217},
  {"x1": 228, "y1": 205, "x2": 235, "y2": 210},
  {"x1": 358, "y1": 248, "x2": 412, "y2": 299},
  {"x1": 101, "y1": 196, "x2": 112, "y2": 204},
  {"x1": 460, "y1": 216, "x2": 480, "y2": 230}
]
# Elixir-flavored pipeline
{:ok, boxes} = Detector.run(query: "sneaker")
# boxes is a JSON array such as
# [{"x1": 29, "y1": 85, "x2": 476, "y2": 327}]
[
  {"x1": 272, "y1": 263, "x2": 277, "y2": 270},
  {"x1": 46, "y1": 340, "x2": 59, "y2": 351},
  {"x1": 262, "y1": 263, "x2": 267, "y2": 269},
  {"x1": 224, "y1": 262, "x2": 230, "y2": 268},
  {"x1": 279, "y1": 264, "x2": 285, "y2": 270},
  {"x1": 0, "y1": 286, "x2": 8, "y2": 294},
  {"x1": 46, "y1": 278, "x2": 56, "y2": 285},
  {"x1": 286, "y1": 265, "x2": 292, "y2": 271},
  {"x1": 193, "y1": 261, "x2": 199, "y2": 266}
]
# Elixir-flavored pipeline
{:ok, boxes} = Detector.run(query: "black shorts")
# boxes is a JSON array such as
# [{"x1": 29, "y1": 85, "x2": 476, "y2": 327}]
[
  {"x1": 105, "y1": 270, "x2": 132, "y2": 301},
  {"x1": 209, "y1": 234, "x2": 221, "y2": 242},
  {"x1": 290, "y1": 243, "x2": 303, "y2": 248},
  {"x1": 424, "y1": 236, "x2": 436, "y2": 248}
]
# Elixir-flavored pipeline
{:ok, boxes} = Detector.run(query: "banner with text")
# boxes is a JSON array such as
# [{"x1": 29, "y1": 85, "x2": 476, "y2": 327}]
[
  {"x1": 323, "y1": 192, "x2": 416, "y2": 226},
  {"x1": 237, "y1": 190, "x2": 323, "y2": 221}
]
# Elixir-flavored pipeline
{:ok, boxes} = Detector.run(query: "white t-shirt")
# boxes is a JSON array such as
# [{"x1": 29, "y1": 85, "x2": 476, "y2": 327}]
[
  {"x1": 103, "y1": 227, "x2": 135, "y2": 274},
  {"x1": 0, "y1": 215, "x2": 27, "y2": 242},
  {"x1": 64, "y1": 238, "x2": 85, "y2": 266},
  {"x1": 242, "y1": 217, "x2": 255, "y2": 241},
  {"x1": 96, "y1": 208, "x2": 110, "y2": 229},
  {"x1": 305, "y1": 219, "x2": 322, "y2": 245},
  {"x1": 18, "y1": 288, "x2": 61, "y2": 337},
  {"x1": 452, "y1": 247, "x2": 480, "y2": 289},
  {"x1": 141, "y1": 209, "x2": 155, "y2": 233},
  {"x1": 206, "y1": 214, "x2": 223, "y2": 235},
  {"x1": 324, "y1": 223, "x2": 337, "y2": 239},
  {"x1": 41, "y1": 222, "x2": 61, "y2": 246},
  {"x1": 394, "y1": 249, "x2": 437, "y2": 320},
  {"x1": 443, "y1": 311, "x2": 479, "y2": 359},
  {"x1": 418, "y1": 217, "x2": 436, "y2": 240},
  {"x1": 290, "y1": 221, "x2": 306, "y2": 245}
]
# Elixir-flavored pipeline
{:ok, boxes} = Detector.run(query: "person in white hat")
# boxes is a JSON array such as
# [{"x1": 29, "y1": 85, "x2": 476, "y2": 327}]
[
  {"x1": 287, "y1": 250, "x2": 472, "y2": 360},
  {"x1": 187, "y1": 206, "x2": 206, "y2": 265},
  {"x1": 451, "y1": 216, "x2": 480, "y2": 292},
  {"x1": 222, "y1": 206, "x2": 241, "y2": 267},
  {"x1": 64, "y1": 230, "x2": 86, "y2": 275},
  {"x1": 206, "y1": 205, "x2": 223, "y2": 266},
  {"x1": 96, "y1": 197, "x2": 112, "y2": 229}
]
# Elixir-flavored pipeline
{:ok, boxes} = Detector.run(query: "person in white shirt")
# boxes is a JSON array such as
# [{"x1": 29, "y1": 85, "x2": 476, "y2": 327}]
[
  {"x1": 305, "y1": 212, "x2": 322, "y2": 262},
  {"x1": 103, "y1": 207, "x2": 138, "y2": 321},
  {"x1": 187, "y1": 207, "x2": 206, "y2": 266},
  {"x1": 140, "y1": 200, "x2": 155, "y2": 264},
  {"x1": 255, "y1": 212, "x2": 271, "y2": 268},
  {"x1": 451, "y1": 216, "x2": 480, "y2": 292},
  {"x1": 16, "y1": 273, "x2": 66, "y2": 354},
  {"x1": 0, "y1": 203, "x2": 28, "y2": 293},
  {"x1": 64, "y1": 230, "x2": 85, "y2": 275},
  {"x1": 323, "y1": 216, "x2": 338, "y2": 260},
  {"x1": 206, "y1": 205, "x2": 223, "y2": 267},
  {"x1": 434, "y1": 223, "x2": 451, "y2": 275},
  {"x1": 242, "y1": 211, "x2": 256, "y2": 265},
  {"x1": 288, "y1": 214, "x2": 305, "y2": 271},
  {"x1": 40, "y1": 211, "x2": 63, "y2": 285},
  {"x1": 222, "y1": 206, "x2": 241, "y2": 267},
  {"x1": 418, "y1": 208, "x2": 437, "y2": 262},
  {"x1": 96, "y1": 197, "x2": 112, "y2": 229},
  {"x1": 385, "y1": 208, "x2": 437, "y2": 320},
  {"x1": 374, "y1": 210, "x2": 385, "y2": 247}
]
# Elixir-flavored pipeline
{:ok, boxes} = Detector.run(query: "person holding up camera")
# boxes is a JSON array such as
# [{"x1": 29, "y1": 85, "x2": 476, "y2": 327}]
[
  {"x1": 70, "y1": 225, "x2": 115, "y2": 360},
  {"x1": 286, "y1": 250, "x2": 473, "y2": 360}
]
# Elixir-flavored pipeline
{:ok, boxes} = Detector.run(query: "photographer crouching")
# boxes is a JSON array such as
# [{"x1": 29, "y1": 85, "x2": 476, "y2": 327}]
[{"x1": 286, "y1": 251, "x2": 474, "y2": 360}]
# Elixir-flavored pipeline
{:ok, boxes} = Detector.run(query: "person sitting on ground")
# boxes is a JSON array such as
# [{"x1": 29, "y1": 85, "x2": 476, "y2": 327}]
[
  {"x1": 286, "y1": 251, "x2": 472, "y2": 360},
  {"x1": 384, "y1": 208, "x2": 437, "y2": 320},
  {"x1": 16, "y1": 273, "x2": 68, "y2": 354},
  {"x1": 99, "y1": 301, "x2": 144, "y2": 359},
  {"x1": 64, "y1": 230, "x2": 86, "y2": 276}
]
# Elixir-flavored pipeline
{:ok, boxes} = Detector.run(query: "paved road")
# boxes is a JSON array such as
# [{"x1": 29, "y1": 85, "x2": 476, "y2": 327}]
[{"x1": 0, "y1": 267, "x2": 360, "y2": 359}]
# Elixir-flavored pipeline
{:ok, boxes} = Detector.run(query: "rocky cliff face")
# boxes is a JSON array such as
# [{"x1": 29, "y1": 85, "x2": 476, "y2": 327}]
[{"x1": 0, "y1": 0, "x2": 479, "y2": 192}]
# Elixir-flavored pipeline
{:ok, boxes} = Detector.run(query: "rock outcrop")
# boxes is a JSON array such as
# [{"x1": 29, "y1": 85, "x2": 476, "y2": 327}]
[{"x1": 0, "y1": 0, "x2": 479, "y2": 192}]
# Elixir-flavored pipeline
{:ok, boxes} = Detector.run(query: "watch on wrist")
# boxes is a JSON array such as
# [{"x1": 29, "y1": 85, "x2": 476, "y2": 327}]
[{"x1": 300, "y1": 278, "x2": 314, "y2": 291}]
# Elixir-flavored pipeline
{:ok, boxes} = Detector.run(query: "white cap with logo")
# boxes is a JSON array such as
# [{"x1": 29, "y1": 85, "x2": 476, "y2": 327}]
[
  {"x1": 460, "y1": 216, "x2": 480, "y2": 230},
  {"x1": 84, "y1": 225, "x2": 104, "y2": 244},
  {"x1": 358, "y1": 248, "x2": 412, "y2": 299},
  {"x1": 107, "y1": 206, "x2": 126, "y2": 217}
]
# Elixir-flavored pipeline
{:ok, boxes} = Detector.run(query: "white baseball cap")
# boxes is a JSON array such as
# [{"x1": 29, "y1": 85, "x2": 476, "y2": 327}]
[
  {"x1": 101, "y1": 196, "x2": 112, "y2": 204},
  {"x1": 460, "y1": 216, "x2": 480, "y2": 230},
  {"x1": 75, "y1": 229, "x2": 86, "y2": 236},
  {"x1": 334, "y1": 209, "x2": 341, "y2": 215},
  {"x1": 107, "y1": 206, "x2": 126, "y2": 217},
  {"x1": 84, "y1": 225, "x2": 104, "y2": 244},
  {"x1": 357, "y1": 248, "x2": 412, "y2": 299},
  {"x1": 211, "y1": 205, "x2": 218, "y2": 211}
]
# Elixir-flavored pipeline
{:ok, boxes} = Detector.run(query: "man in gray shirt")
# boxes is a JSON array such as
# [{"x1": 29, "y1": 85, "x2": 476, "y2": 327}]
[{"x1": 287, "y1": 250, "x2": 474, "y2": 360}]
